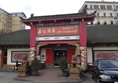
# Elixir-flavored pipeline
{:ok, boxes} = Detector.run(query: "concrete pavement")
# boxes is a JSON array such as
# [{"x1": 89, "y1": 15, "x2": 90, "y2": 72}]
[
  {"x1": 0, "y1": 68, "x2": 95, "y2": 83},
  {"x1": 15, "y1": 67, "x2": 83, "y2": 83}
]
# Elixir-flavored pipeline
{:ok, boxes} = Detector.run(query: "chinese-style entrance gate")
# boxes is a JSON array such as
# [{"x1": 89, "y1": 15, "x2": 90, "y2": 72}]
[{"x1": 22, "y1": 12, "x2": 95, "y2": 69}]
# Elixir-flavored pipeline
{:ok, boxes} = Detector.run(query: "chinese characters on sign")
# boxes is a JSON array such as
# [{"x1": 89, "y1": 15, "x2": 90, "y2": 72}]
[{"x1": 37, "y1": 25, "x2": 79, "y2": 36}]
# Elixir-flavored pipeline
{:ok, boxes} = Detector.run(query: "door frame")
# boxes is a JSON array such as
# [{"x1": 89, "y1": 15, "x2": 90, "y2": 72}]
[{"x1": 53, "y1": 49, "x2": 67, "y2": 67}]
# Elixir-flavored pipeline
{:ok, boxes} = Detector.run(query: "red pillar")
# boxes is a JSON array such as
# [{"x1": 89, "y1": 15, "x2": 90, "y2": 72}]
[
  {"x1": 79, "y1": 21, "x2": 87, "y2": 69},
  {"x1": 30, "y1": 23, "x2": 37, "y2": 58},
  {"x1": 79, "y1": 21, "x2": 87, "y2": 46}
]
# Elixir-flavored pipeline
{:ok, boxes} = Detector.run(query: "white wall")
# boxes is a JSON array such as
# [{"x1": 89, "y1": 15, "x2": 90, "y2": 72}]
[
  {"x1": 87, "y1": 47, "x2": 118, "y2": 64},
  {"x1": 7, "y1": 48, "x2": 29, "y2": 65},
  {"x1": 41, "y1": 48, "x2": 46, "y2": 62},
  {"x1": 87, "y1": 47, "x2": 93, "y2": 63}
]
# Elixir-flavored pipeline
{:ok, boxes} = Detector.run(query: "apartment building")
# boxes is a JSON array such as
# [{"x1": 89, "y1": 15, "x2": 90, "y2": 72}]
[
  {"x1": 0, "y1": 8, "x2": 26, "y2": 34},
  {"x1": 79, "y1": 1, "x2": 118, "y2": 25}
]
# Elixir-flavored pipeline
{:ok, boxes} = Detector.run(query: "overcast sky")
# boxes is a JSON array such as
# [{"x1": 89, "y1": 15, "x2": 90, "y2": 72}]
[{"x1": 0, "y1": 0, "x2": 118, "y2": 18}]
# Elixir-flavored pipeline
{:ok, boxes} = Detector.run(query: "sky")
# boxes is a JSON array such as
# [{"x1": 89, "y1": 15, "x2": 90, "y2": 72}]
[{"x1": 0, "y1": 0, "x2": 118, "y2": 18}]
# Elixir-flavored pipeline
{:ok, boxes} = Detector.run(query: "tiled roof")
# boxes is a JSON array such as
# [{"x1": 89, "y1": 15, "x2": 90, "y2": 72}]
[
  {"x1": 26, "y1": 13, "x2": 95, "y2": 20},
  {"x1": 21, "y1": 12, "x2": 96, "y2": 26},
  {"x1": 87, "y1": 25, "x2": 118, "y2": 44},
  {"x1": 0, "y1": 30, "x2": 30, "y2": 45},
  {"x1": 85, "y1": 1, "x2": 118, "y2": 4}
]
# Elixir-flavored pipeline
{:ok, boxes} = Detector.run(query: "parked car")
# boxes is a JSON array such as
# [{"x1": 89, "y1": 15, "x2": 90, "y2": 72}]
[{"x1": 91, "y1": 59, "x2": 118, "y2": 83}]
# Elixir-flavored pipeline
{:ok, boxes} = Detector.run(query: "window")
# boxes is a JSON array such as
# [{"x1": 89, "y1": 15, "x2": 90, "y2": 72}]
[
  {"x1": 113, "y1": 5, "x2": 117, "y2": 10},
  {"x1": 107, "y1": 5, "x2": 112, "y2": 10},
  {"x1": 110, "y1": 13, "x2": 112, "y2": 17},
  {"x1": 116, "y1": 6, "x2": 118, "y2": 9},
  {"x1": 117, "y1": 13, "x2": 118, "y2": 17},
  {"x1": 97, "y1": 13, "x2": 99, "y2": 16},
  {"x1": 97, "y1": 21, "x2": 100, "y2": 25},
  {"x1": 104, "y1": 21, "x2": 107, "y2": 25},
  {"x1": 100, "y1": 5, "x2": 106, "y2": 10},
  {"x1": 10, "y1": 18, "x2": 12, "y2": 20},
  {"x1": 90, "y1": 5, "x2": 93, "y2": 9},
  {"x1": 111, "y1": 21, "x2": 113, "y2": 24},
  {"x1": 103, "y1": 13, "x2": 106, "y2": 17},
  {"x1": 94, "y1": 5, "x2": 99, "y2": 10}
]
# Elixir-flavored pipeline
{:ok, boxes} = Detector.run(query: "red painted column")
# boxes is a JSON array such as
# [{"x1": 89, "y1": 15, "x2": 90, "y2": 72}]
[
  {"x1": 79, "y1": 21, "x2": 87, "y2": 46},
  {"x1": 79, "y1": 21, "x2": 87, "y2": 69},
  {"x1": 30, "y1": 24, "x2": 36, "y2": 47},
  {"x1": 29, "y1": 23, "x2": 37, "y2": 59}
]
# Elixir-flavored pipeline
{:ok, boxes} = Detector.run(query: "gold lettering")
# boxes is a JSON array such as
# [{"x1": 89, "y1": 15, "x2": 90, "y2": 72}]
[
  {"x1": 47, "y1": 29, "x2": 51, "y2": 33},
  {"x1": 38, "y1": 29, "x2": 42, "y2": 34},
  {"x1": 52, "y1": 29, "x2": 56, "y2": 33}
]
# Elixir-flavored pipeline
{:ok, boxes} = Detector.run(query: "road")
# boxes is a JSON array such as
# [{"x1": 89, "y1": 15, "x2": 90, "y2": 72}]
[
  {"x1": 0, "y1": 72, "x2": 95, "y2": 83},
  {"x1": 81, "y1": 73, "x2": 95, "y2": 83}
]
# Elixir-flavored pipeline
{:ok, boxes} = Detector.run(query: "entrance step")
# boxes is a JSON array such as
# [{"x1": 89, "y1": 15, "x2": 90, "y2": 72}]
[
  {"x1": 46, "y1": 64, "x2": 53, "y2": 68},
  {"x1": 0, "y1": 65, "x2": 15, "y2": 72},
  {"x1": 0, "y1": 68, "x2": 15, "y2": 72}
]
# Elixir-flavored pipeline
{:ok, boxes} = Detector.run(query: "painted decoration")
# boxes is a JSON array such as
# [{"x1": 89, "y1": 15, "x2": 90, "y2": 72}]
[
  {"x1": 94, "y1": 51, "x2": 118, "y2": 60},
  {"x1": 11, "y1": 51, "x2": 29, "y2": 62}
]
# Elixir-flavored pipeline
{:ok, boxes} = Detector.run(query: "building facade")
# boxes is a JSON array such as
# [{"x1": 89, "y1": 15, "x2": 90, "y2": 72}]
[
  {"x1": 79, "y1": 1, "x2": 118, "y2": 25},
  {"x1": 0, "y1": 25, "x2": 118, "y2": 69},
  {"x1": 0, "y1": 8, "x2": 26, "y2": 34},
  {"x1": 21, "y1": 12, "x2": 95, "y2": 69}
]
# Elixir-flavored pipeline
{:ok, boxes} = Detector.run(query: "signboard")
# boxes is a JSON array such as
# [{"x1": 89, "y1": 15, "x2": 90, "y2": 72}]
[
  {"x1": 37, "y1": 25, "x2": 79, "y2": 36},
  {"x1": 11, "y1": 51, "x2": 29, "y2": 62},
  {"x1": 94, "y1": 50, "x2": 118, "y2": 60},
  {"x1": 36, "y1": 35, "x2": 79, "y2": 41}
]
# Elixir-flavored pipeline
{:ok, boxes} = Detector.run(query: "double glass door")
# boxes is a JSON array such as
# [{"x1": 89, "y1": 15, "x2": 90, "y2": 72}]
[{"x1": 54, "y1": 50, "x2": 67, "y2": 66}]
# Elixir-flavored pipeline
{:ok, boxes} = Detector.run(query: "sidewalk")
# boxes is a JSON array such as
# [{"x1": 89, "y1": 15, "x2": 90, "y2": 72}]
[{"x1": 15, "y1": 67, "x2": 83, "y2": 83}]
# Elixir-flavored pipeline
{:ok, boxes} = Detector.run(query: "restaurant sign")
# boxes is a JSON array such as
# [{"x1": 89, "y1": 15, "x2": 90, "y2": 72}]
[{"x1": 37, "y1": 25, "x2": 79, "y2": 36}]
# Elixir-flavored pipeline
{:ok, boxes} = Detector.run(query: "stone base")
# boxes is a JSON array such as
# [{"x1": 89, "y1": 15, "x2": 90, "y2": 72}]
[
  {"x1": 17, "y1": 66, "x2": 28, "y2": 77},
  {"x1": 68, "y1": 74, "x2": 80, "y2": 80},
  {"x1": 69, "y1": 67, "x2": 80, "y2": 80}
]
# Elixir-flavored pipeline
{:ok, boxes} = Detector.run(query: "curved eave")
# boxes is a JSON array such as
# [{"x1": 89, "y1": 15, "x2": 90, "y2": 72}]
[{"x1": 22, "y1": 14, "x2": 96, "y2": 25}]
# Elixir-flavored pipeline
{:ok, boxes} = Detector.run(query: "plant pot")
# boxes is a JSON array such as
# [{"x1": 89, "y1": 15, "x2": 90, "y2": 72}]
[
  {"x1": 62, "y1": 70, "x2": 70, "y2": 77},
  {"x1": 31, "y1": 71, "x2": 39, "y2": 76}
]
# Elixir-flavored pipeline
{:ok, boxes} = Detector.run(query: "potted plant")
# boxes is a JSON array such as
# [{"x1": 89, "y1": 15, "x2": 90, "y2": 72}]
[
  {"x1": 30, "y1": 58, "x2": 40, "y2": 76},
  {"x1": 59, "y1": 58, "x2": 70, "y2": 77}
]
